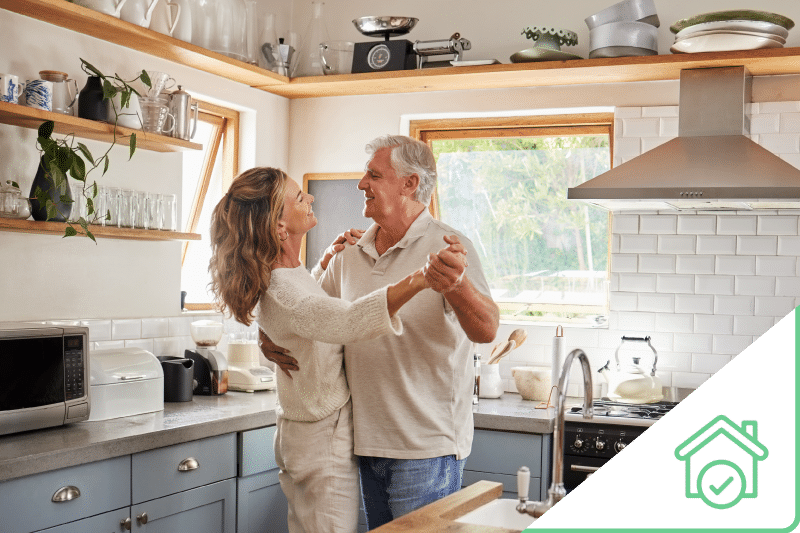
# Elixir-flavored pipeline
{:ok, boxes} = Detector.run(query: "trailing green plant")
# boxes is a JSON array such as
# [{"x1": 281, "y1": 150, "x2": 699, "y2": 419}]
[{"x1": 33, "y1": 58, "x2": 151, "y2": 241}]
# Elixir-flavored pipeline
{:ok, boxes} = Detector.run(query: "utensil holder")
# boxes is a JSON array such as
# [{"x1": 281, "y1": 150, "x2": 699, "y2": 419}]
[
  {"x1": 158, "y1": 356, "x2": 194, "y2": 402},
  {"x1": 479, "y1": 364, "x2": 504, "y2": 399}
]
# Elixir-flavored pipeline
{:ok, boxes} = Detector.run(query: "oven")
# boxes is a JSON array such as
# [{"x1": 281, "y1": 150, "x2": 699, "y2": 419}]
[{"x1": 562, "y1": 399, "x2": 678, "y2": 492}]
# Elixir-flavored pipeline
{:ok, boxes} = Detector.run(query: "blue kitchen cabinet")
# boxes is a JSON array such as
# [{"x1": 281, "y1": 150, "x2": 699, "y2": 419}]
[
  {"x1": 463, "y1": 429, "x2": 552, "y2": 501},
  {"x1": 237, "y1": 425, "x2": 289, "y2": 533}
]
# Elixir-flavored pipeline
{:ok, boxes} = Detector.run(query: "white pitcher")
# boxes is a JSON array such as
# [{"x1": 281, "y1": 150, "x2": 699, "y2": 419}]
[
  {"x1": 73, "y1": 0, "x2": 127, "y2": 17},
  {"x1": 120, "y1": 0, "x2": 159, "y2": 28},
  {"x1": 149, "y1": 0, "x2": 181, "y2": 37},
  {"x1": 169, "y1": 0, "x2": 192, "y2": 42}
]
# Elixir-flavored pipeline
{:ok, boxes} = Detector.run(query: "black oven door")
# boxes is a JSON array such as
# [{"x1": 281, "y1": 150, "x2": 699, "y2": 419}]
[{"x1": 564, "y1": 455, "x2": 607, "y2": 493}]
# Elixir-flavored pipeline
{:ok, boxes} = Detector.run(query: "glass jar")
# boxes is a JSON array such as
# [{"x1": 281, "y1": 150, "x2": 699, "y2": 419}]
[{"x1": 292, "y1": 1, "x2": 329, "y2": 77}]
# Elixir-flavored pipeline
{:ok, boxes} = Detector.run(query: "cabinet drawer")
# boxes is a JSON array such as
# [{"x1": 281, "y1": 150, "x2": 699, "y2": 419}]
[
  {"x1": 238, "y1": 425, "x2": 278, "y2": 477},
  {"x1": 466, "y1": 429, "x2": 545, "y2": 477},
  {"x1": 132, "y1": 433, "x2": 236, "y2": 504},
  {"x1": 0, "y1": 456, "x2": 130, "y2": 533}
]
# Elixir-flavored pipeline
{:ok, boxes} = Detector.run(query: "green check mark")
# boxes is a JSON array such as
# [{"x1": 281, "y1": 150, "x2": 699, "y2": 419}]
[{"x1": 710, "y1": 476, "x2": 734, "y2": 495}]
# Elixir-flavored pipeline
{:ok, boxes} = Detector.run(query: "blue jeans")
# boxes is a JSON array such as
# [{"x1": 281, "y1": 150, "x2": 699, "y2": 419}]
[{"x1": 358, "y1": 455, "x2": 466, "y2": 530}]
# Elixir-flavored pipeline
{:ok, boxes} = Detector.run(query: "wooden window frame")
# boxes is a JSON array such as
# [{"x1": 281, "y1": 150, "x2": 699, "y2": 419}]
[{"x1": 181, "y1": 100, "x2": 239, "y2": 311}]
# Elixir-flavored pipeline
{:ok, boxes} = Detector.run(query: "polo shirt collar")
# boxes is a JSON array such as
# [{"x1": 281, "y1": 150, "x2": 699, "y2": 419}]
[{"x1": 357, "y1": 209, "x2": 433, "y2": 260}]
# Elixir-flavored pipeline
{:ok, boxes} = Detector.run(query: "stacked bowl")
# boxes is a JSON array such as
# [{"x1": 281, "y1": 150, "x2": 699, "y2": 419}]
[
  {"x1": 670, "y1": 10, "x2": 793, "y2": 53},
  {"x1": 586, "y1": 0, "x2": 660, "y2": 58}
]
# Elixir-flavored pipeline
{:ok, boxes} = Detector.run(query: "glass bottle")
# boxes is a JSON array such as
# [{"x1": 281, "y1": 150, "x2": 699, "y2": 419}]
[
  {"x1": 258, "y1": 12, "x2": 280, "y2": 71},
  {"x1": 244, "y1": 1, "x2": 259, "y2": 65},
  {"x1": 291, "y1": 1, "x2": 329, "y2": 77}
]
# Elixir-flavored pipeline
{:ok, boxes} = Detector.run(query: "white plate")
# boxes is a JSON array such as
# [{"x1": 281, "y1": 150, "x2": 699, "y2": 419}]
[
  {"x1": 674, "y1": 29, "x2": 786, "y2": 45},
  {"x1": 450, "y1": 59, "x2": 501, "y2": 66},
  {"x1": 674, "y1": 19, "x2": 790, "y2": 39},
  {"x1": 670, "y1": 32, "x2": 784, "y2": 53}
]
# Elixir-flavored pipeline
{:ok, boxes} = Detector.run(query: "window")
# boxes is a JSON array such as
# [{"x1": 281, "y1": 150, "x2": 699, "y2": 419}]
[
  {"x1": 413, "y1": 115, "x2": 613, "y2": 325},
  {"x1": 180, "y1": 101, "x2": 239, "y2": 310}
]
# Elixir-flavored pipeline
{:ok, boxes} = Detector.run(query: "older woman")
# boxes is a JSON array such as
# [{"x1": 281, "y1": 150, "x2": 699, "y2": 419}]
[{"x1": 208, "y1": 167, "x2": 455, "y2": 533}]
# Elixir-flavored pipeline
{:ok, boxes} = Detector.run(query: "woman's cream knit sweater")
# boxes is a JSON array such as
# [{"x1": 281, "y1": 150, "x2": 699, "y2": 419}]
[{"x1": 257, "y1": 265, "x2": 403, "y2": 422}]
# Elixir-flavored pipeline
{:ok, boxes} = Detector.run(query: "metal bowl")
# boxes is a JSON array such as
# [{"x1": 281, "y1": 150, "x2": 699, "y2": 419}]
[{"x1": 352, "y1": 16, "x2": 418, "y2": 37}]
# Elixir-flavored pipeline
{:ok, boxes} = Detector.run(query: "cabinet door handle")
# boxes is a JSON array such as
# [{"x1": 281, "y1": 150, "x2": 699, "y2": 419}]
[
  {"x1": 51, "y1": 486, "x2": 81, "y2": 502},
  {"x1": 120, "y1": 517, "x2": 131, "y2": 531},
  {"x1": 136, "y1": 512, "x2": 148, "y2": 525},
  {"x1": 178, "y1": 457, "x2": 199, "y2": 471}
]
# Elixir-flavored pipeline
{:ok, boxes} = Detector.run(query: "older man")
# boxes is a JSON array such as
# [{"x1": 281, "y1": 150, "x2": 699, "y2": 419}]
[{"x1": 269, "y1": 134, "x2": 499, "y2": 529}]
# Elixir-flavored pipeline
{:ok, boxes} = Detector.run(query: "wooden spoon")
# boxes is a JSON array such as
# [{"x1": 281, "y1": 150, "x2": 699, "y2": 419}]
[
  {"x1": 489, "y1": 341, "x2": 507, "y2": 361},
  {"x1": 488, "y1": 340, "x2": 516, "y2": 364},
  {"x1": 508, "y1": 328, "x2": 527, "y2": 348}
]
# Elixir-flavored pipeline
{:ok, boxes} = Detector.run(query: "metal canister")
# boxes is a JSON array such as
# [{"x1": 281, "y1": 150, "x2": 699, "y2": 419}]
[{"x1": 169, "y1": 85, "x2": 198, "y2": 141}]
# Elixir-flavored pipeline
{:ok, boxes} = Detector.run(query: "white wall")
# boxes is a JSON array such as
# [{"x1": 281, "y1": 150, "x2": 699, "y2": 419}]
[{"x1": 0, "y1": 10, "x2": 290, "y2": 322}]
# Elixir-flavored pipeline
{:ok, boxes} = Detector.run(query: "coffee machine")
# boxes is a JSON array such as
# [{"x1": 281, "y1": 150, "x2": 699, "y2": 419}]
[{"x1": 185, "y1": 320, "x2": 228, "y2": 395}]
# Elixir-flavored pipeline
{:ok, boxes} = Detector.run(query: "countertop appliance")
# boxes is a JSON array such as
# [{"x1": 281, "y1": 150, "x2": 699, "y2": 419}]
[
  {"x1": 184, "y1": 320, "x2": 228, "y2": 396},
  {"x1": 351, "y1": 16, "x2": 418, "y2": 74},
  {"x1": 562, "y1": 391, "x2": 690, "y2": 491},
  {"x1": 568, "y1": 66, "x2": 800, "y2": 210},
  {"x1": 0, "y1": 322, "x2": 90, "y2": 436},
  {"x1": 413, "y1": 32, "x2": 471, "y2": 68},
  {"x1": 89, "y1": 347, "x2": 164, "y2": 421},
  {"x1": 227, "y1": 341, "x2": 275, "y2": 392}
]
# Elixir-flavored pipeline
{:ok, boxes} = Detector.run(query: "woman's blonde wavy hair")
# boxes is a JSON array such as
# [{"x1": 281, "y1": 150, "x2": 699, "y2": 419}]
[{"x1": 208, "y1": 167, "x2": 287, "y2": 326}]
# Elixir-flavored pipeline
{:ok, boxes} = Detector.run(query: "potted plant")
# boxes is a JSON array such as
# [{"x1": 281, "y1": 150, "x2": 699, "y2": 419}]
[{"x1": 31, "y1": 58, "x2": 151, "y2": 241}]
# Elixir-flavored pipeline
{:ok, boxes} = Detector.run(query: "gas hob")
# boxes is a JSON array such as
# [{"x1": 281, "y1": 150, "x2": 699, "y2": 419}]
[{"x1": 564, "y1": 398, "x2": 678, "y2": 427}]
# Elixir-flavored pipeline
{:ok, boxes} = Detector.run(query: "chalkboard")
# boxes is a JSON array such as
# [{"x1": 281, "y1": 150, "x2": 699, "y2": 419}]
[{"x1": 304, "y1": 173, "x2": 371, "y2": 269}]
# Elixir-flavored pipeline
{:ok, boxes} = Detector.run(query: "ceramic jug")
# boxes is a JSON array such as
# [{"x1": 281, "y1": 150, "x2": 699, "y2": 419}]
[
  {"x1": 73, "y1": 0, "x2": 127, "y2": 17},
  {"x1": 120, "y1": 0, "x2": 159, "y2": 28},
  {"x1": 149, "y1": 0, "x2": 181, "y2": 37},
  {"x1": 39, "y1": 71, "x2": 77, "y2": 115},
  {"x1": 77, "y1": 76, "x2": 108, "y2": 122},
  {"x1": 169, "y1": 0, "x2": 192, "y2": 42}
]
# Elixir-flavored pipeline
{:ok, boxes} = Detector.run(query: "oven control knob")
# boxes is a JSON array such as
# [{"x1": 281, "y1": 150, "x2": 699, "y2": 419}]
[
  {"x1": 595, "y1": 439, "x2": 606, "y2": 451},
  {"x1": 573, "y1": 438, "x2": 584, "y2": 449},
  {"x1": 614, "y1": 440, "x2": 627, "y2": 453}
]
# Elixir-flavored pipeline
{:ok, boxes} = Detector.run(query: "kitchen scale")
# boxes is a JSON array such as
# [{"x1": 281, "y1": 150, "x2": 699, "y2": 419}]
[{"x1": 351, "y1": 16, "x2": 419, "y2": 73}]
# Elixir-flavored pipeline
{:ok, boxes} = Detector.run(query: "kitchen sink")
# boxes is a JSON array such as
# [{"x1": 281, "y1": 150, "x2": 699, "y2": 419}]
[{"x1": 454, "y1": 498, "x2": 535, "y2": 531}]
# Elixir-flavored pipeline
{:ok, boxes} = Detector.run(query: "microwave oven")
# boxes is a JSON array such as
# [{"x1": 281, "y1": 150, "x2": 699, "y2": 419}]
[{"x1": 0, "y1": 322, "x2": 90, "y2": 436}]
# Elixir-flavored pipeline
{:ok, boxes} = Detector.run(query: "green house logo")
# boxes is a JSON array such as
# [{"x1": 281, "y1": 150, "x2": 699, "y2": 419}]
[{"x1": 675, "y1": 415, "x2": 769, "y2": 509}]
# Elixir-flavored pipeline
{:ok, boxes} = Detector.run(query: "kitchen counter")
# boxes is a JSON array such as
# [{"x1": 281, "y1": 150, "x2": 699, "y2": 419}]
[{"x1": 0, "y1": 391, "x2": 555, "y2": 483}]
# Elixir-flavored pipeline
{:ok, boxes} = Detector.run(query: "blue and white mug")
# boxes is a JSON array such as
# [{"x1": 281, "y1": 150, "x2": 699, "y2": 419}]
[
  {"x1": 23, "y1": 79, "x2": 53, "y2": 111},
  {"x1": 0, "y1": 74, "x2": 23, "y2": 104}
]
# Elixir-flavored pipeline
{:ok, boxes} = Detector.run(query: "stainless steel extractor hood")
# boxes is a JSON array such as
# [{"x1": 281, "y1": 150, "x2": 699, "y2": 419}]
[{"x1": 568, "y1": 66, "x2": 800, "y2": 211}]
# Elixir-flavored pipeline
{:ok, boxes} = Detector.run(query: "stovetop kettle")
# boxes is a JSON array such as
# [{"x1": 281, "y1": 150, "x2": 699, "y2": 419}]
[{"x1": 598, "y1": 336, "x2": 663, "y2": 404}]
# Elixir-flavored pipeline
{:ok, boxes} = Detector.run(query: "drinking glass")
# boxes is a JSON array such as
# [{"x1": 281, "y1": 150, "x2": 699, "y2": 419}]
[
  {"x1": 118, "y1": 188, "x2": 134, "y2": 228},
  {"x1": 106, "y1": 187, "x2": 120, "y2": 227},
  {"x1": 133, "y1": 190, "x2": 148, "y2": 228},
  {"x1": 146, "y1": 191, "x2": 162, "y2": 230},
  {"x1": 160, "y1": 193, "x2": 177, "y2": 231},
  {"x1": 92, "y1": 186, "x2": 107, "y2": 225},
  {"x1": 68, "y1": 182, "x2": 86, "y2": 223}
]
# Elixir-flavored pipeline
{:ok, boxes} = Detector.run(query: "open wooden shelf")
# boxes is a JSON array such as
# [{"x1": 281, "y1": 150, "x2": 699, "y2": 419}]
[
  {"x1": 3, "y1": 0, "x2": 800, "y2": 100},
  {"x1": 0, "y1": 101, "x2": 202, "y2": 152},
  {"x1": 0, "y1": 217, "x2": 201, "y2": 241}
]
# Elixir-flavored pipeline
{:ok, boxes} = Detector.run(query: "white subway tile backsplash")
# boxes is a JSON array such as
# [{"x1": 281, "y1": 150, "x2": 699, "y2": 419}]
[
  {"x1": 618, "y1": 273, "x2": 657, "y2": 292},
  {"x1": 610, "y1": 292, "x2": 638, "y2": 311},
  {"x1": 781, "y1": 113, "x2": 800, "y2": 133},
  {"x1": 782, "y1": 153, "x2": 800, "y2": 170},
  {"x1": 614, "y1": 311, "x2": 656, "y2": 332},
  {"x1": 776, "y1": 276, "x2": 800, "y2": 296},
  {"x1": 672, "y1": 372, "x2": 710, "y2": 389},
  {"x1": 676, "y1": 255, "x2": 715, "y2": 274},
  {"x1": 693, "y1": 314, "x2": 733, "y2": 335},
  {"x1": 754, "y1": 296, "x2": 796, "y2": 317},
  {"x1": 675, "y1": 294, "x2": 714, "y2": 314},
  {"x1": 759, "y1": 133, "x2": 800, "y2": 154},
  {"x1": 717, "y1": 216, "x2": 756, "y2": 235},
  {"x1": 614, "y1": 137, "x2": 641, "y2": 162},
  {"x1": 659, "y1": 235, "x2": 697, "y2": 254},
  {"x1": 735, "y1": 276, "x2": 776, "y2": 296},
  {"x1": 641, "y1": 136, "x2": 671, "y2": 152},
  {"x1": 715, "y1": 256, "x2": 756, "y2": 276},
  {"x1": 677, "y1": 215, "x2": 716, "y2": 235},
  {"x1": 655, "y1": 313, "x2": 693, "y2": 333},
  {"x1": 695, "y1": 275, "x2": 734, "y2": 295},
  {"x1": 673, "y1": 333, "x2": 713, "y2": 353},
  {"x1": 124, "y1": 338, "x2": 154, "y2": 352},
  {"x1": 615, "y1": 107, "x2": 642, "y2": 118},
  {"x1": 620, "y1": 234, "x2": 659, "y2": 254},
  {"x1": 691, "y1": 353, "x2": 732, "y2": 374},
  {"x1": 713, "y1": 335, "x2": 754, "y2": 355},
  {"x1": 660, "y1": 117, "x2": 679, "y2": 137},
  {"x1": 141, "y1": 317, "x2": 169, "y2": 338},
  {"x1": 622, "y1": 117, "x2": 660, "y2": 138},
  {"x1": 737, "y1": 236, "x2": 778, "y2": 255},
  {"x1": 641, "y1": 106, "x2": 678, "y2": 117},
  {"x1": 655, "y1": 351, "x2": 691, "y2": 372},
  {"x1": 93, "y1": 340, "x2": 125, "y2": 351},
  {"x1": 637, "y1": 293, "x2": 675, "y2": 313},
  {"x1": 112, "y1": 319, "x2": 141, "y2": 340},
  {"x1": 639, "y1": 254, "x2": 676, "y2": 273},
  {"x1": 758, "y1": 216, "x2": 799, "y2": 235},
  {"x1": 696, "y1": 235, "x2": 736, "y2": 255},
  {"x1": 640, "y1": 215, "x2": 676, "y2": 234},
  {"x1": 611, "y1": 254, "x2": 638, "y2": 273},
  {"x1": 777, "y1": 236, "x2": 800, "y2": 255},
  {"x1": 612, "y1": 215, "x2": 639, "y2": 234},
  {"x1": 152, "y1": 337, "x2": 183, "y2": 357},
  {"x1": 756, "y1": 256, "x2": 796, "y2": 276},
  {"x1": 656, "y1": 274, "x2": 695, "y2": 294},
  {"x1": 82, "y1": 319, "x2": 111, "y2": 341},
  {"x1": 713, "y1": 295, "x2": 754, "y2": 316},
  {"x1": 749, "y1": 113, "x2": 779, "y2": 134},
  {"x1": 169, "y1": 316, "x2": 194, "y2": 337},
  {"x1": 733, "y1": 315, "x2": 776, "y2": 336}
]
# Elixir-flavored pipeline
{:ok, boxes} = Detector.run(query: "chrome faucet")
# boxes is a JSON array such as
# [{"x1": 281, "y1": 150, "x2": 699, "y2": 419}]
[{"x1": 516, "y1": 348, "x2": 593, "y2": 518}]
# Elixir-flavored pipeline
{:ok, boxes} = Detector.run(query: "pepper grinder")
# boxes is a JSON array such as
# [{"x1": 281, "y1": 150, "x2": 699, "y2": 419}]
[{"x1": 473, "y1": 352, "x2": 481, "y2": 404}]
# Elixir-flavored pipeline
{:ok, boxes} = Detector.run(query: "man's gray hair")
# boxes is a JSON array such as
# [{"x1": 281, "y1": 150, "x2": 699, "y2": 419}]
[{"x1": 365, "y1": 135, "x2": 437, "y2": 206}]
